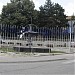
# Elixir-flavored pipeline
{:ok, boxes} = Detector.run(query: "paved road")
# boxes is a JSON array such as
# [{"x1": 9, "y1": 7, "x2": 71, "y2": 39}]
[{"x1": 0, "y1": 54, "x2": 75, "y2": 75}]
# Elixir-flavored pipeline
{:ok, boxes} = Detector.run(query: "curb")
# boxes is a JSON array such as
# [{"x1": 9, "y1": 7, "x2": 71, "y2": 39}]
[{"x1": 0, "y1": 58, "x2": 67, "y2": 63}]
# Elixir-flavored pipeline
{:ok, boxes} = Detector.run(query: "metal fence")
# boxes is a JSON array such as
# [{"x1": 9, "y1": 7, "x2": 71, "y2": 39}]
[{"x1": 0, "y1": 24, "x2": 75, "y2": 53}]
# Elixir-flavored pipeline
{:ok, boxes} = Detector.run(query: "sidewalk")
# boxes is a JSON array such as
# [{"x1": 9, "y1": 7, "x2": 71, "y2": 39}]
[{"x1": 0, "y1": 52, "x2": 73, "y2": 63}]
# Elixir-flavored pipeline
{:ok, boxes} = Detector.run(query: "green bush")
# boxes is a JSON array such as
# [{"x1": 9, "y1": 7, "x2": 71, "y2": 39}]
[
  {"x1": 0, "y1": 47, "x2": 15, "y2": 52},
  {"x1": 51, "y1": 51, "x2": 65, "y2": 53}
]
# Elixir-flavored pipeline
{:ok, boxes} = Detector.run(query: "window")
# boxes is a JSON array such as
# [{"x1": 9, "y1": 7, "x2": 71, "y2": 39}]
[
  {"x1": 57, "y1": 45, "x2": 63, "y2": 47},
  {"x1": 26, "y1": 43, "x2": 32, "y2": 46},
  {"x1": 8, "y1": 42, "x2": 14, "y2": 44},
  {"x1": 37, "y1": 44, "x2": 42, "y2": 46},
  {"x1": 26, "y1": 44, "x2": 28, "y2": 46},
  {"x1": 16, "y1": 43, "x2": 22, "y2": 46},
  {"x1": 2, "y1": 42, "x2": 7, "y2": 44},
  {"x1": 47, "y1": 44, "x2": 53, "y2": 47}
]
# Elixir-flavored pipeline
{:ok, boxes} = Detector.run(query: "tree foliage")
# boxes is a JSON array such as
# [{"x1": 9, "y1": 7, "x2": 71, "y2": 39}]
[
  {"x1": 0, "y1": 0, "x2": 36, "y2": 26},
  {"x1": 0, "y1": 0, "x2": 68, "y2": 27},
  {"x1": 38, "y1": 0, "x2": 67, "y2": 27}
]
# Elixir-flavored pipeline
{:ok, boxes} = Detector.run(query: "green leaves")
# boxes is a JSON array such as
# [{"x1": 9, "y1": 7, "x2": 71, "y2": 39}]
[
  {"x1": 0, "y1": 0, "x2": 35, "y2": 26},
  {"x1": 0, "y1": 0, "x2": 68, "y2": 27},
  {"x1": 38, "y1": 0, "x2": 67, "y2": 27}
]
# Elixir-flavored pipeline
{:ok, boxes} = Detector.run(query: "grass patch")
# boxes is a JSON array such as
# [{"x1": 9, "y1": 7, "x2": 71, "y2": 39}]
[
  {"x1": 0, "y1": 47, "x2": 66, "y2": 54},
  {"x1": 0, "y1": 47, "x2": 15, "y2": 52},
  {"x1": 51, "y1": 51, "x2": 66, "y2": 53}
]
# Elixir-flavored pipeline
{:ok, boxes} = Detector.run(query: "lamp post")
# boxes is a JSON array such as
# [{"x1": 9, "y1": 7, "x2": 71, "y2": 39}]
[
  {"x1": 69, "y1": 18, "x2": 72, "y2": 53},
  {"x1": 29, "y1": 12, "x2": 32, "y2": 53},
  {"x1": 28, "y1": 24, "x2": 32, "y2": 53},
  {"x1": 69, "y1": 23, "x2": 71, "y2": 53}
]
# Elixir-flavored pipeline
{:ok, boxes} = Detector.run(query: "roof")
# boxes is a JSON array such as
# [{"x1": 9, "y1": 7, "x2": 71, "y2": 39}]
[{"x1": 66, "y1": 16, "x2": 72, "y2": 20}]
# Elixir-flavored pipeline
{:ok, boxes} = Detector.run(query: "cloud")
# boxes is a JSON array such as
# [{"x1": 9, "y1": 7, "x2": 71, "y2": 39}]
[
  {"x1": 33, "y1": 0, "x2": 45, "y2": 10},
  {"x1": 0, "y1": 0, "x2": 10, "y2": 4},
  {"x1": 0, "y1": 2, "x2": 3, "y2": 14},
  {"x1": 74, "y1": 0, "x2": 75, "y2": 15},
  {"x1": 0, "y1": 0, "x2": 74, "y2": 16},
  {"x1": 33, "y1": 0, "x2": 74, "y2": 16},
  {"x1": 64, "y1": 2, "x2": 74, "y2": 16},
  {"x1": 33, "y1": 0, "x2": 40, "y2": 10},
  {"x1": 0, "y1": 0, "x2": 10, "y2": 14}
]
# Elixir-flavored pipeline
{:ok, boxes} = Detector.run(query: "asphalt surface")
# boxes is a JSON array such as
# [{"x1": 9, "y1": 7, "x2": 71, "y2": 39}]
[{"x1": 0, "y1": 53, "x2": 75, "y2": 75}]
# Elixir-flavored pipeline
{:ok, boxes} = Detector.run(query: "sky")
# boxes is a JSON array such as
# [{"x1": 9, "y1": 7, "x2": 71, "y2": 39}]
[{"x1": 0, "y1": 0, "x2": 75, "y2": 16}]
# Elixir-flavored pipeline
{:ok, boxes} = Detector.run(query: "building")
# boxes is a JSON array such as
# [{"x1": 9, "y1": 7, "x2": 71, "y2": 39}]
[{"x1": 66, "y1": 16, "x2": 75, "y2": 33}]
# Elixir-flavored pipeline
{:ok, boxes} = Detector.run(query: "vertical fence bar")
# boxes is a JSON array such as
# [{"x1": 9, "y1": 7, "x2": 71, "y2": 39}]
[{"x1": 49, "y1": 27, "x2": 51, "y2": 53}]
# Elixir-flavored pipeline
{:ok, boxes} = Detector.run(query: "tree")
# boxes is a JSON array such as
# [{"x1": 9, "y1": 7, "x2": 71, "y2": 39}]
[
  {"x1": 0, "y1": 0, "x2": 35, "y2": 26},
  {"x1": 0, "y1": 0, "x2": 68, "y2": 27},
  {"x1": 32, "y1": 10, "x2": 39, "y2": 26},
  {"x1": 38, "y1": 0, "x2": 67, "y2": 27},
  {"x1": 38, "y1": 0, "x2": 54, "y2": 27},
  {"x1": 53, "y1": 3, "x2": 67, "y2": 27}
]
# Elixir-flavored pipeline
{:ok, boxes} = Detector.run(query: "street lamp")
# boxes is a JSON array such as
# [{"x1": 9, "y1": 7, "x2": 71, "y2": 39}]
[
  {"x1": 19, "y1": 24, "x2": 38, "y2": 53},
  {"x1": 69, "y1": 22, "x2": 71, "y2": 53},
  {"x1": 69, "y1": 18, "x2": 72, "y2": 53}
]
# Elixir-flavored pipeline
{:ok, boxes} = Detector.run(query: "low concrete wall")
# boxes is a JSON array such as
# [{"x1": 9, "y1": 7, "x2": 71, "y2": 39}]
[{"x1": 0, "y1": 39, "x2": 75, "y2": 53}]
